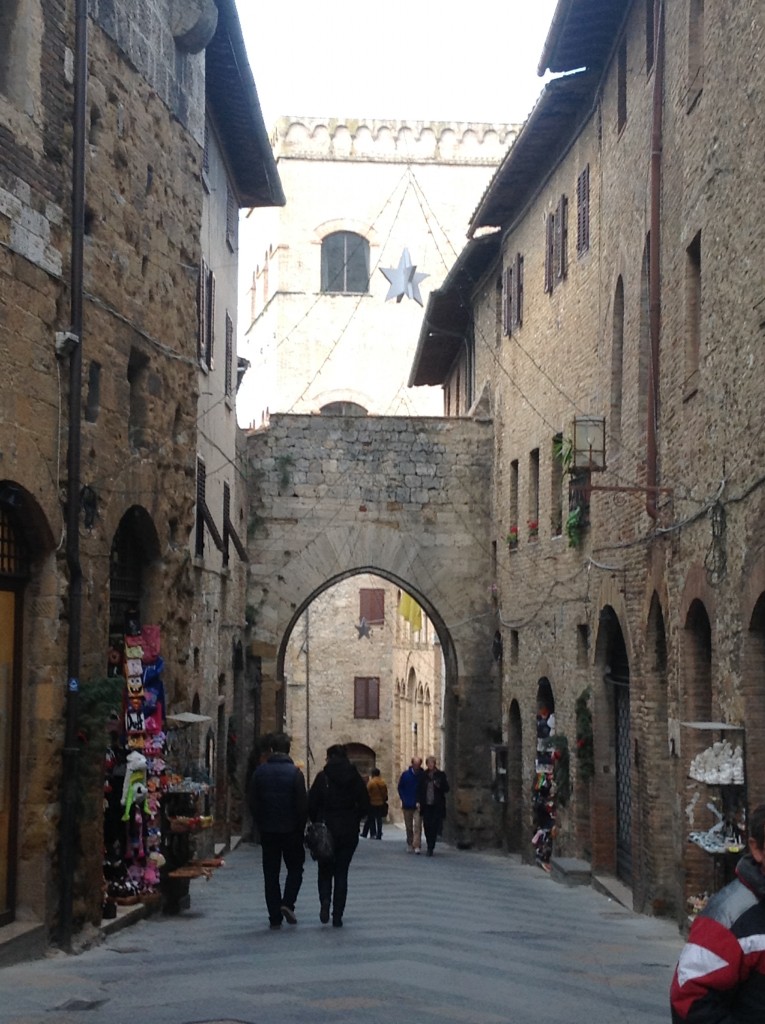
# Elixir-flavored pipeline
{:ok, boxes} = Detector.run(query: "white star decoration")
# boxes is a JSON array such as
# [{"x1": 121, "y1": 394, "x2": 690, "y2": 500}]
[{"x1": 380, "y1": 248, "x2": 428, "y2": 306}]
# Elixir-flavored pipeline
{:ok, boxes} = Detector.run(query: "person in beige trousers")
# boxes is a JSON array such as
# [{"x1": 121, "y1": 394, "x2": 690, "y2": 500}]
[{"x1": 397, "y1": 757, "x2": 424, "y2": 853}]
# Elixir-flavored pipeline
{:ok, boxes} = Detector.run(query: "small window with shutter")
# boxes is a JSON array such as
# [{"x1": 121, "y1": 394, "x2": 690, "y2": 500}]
[
  {"x1": 577, "y1": 166, "x2": 590, "y2": 256},
  {"x1": 556, "y1": 194, "x2": 568, "y2": 281},
  {"x1": 544, "y1": 213, "x2": 555, "y2": 294},
  {"x1": 226, "y1": 186, "x2": 237, "y2": 251},
  {"x1": 198, "y1": 261, "x2": 216, "y2": 370},
  {"x1": 512, "y1": 253, "x2": 524, "y2": 327},
  {"x1": 360, "y1": 588, "x2": 384, "y2": 625},
  {"x1": 225, "y1": 312, "x2": 233, "y2": 397},
  {"x1": 502, "y1": 266, "x2": 513, "y2": 335},
  {"x1": 354, "y1": 677, "x2": 380, "y2": 719}
]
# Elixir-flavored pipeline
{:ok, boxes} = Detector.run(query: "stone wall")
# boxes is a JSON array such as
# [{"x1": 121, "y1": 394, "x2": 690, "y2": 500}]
[
  {"x1": 0, "y1": 0, "x2": 202, "y2": 936},
  {"x1": 238, "y1": 117, "x2": 518, "y2": 427},
  {"x1": 440, "y1": 0, "x2": 765, "y2": 917},
  {"x1": 245, "y1": 412, "x2": 499, "y2": 844}
]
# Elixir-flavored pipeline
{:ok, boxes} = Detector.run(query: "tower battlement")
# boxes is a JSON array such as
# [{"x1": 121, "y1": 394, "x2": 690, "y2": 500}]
[{"x1": 272, "y1": 116, "x2": 518, "y2": 165}]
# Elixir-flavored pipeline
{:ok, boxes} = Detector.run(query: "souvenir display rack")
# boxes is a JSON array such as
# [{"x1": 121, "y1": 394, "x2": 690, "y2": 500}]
[
  {"x1": 101, "y1": 618, "x2": 219, "y2": 919},
  {"x1": 682, "y1": 721, "x2": 747, "y2": 918},
  {"x1": 531, "y1": 707, "x2": 557, "y2": 870}
]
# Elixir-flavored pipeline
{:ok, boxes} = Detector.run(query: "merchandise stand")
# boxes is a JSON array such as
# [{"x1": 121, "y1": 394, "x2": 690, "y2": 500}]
[
  {"x1": 682, "y1": 721, "x2": 747, "y2": 920},
  {"x1": 531, "y1": 707, "x2": 557, "y2": 870},
  {"x1": 101, "y1": 620, "x2": 219, "y2": 920}
]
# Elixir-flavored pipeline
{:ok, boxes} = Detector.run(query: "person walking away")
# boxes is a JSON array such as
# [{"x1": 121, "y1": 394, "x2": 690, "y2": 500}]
[
  {"x1": 670, "y1": 801, "x2": 765, "y2": 1022},
  {"x1": 417, "y1": 755, "x2": 449, "y2": 856},
  {"x1": 308, "y1": 744, "x2": 370, "y2": 927},
  {"x1": 248, "y1": 732, "x2": 307, "y2": 929},
  {"x1": 397, "y1": 756, "x2": 424, "y2": 853},
  {"x1": 361, "y1": 768, "x2": 388, "y2": 839}
]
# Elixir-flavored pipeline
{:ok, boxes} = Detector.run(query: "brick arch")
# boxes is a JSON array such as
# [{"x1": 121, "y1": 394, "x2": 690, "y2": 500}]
[
  {"x1": 742, "y1": 591, "x2": 765, "y2": 808},
  {"x1": 591, "y1": 601, "x2": 633, "y2": 882},
  {"x1": 506, "y1": 699, "x2": 523, "y2": 851},
  {"x1": 246, "y1": 414, "x2": 496, "y2": 846},
  {"x1": 638, "y1": 590, "x2": 676, "y2": 916}
]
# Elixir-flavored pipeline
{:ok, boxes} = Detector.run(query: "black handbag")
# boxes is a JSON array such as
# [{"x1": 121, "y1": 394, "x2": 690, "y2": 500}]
[{"x1": 304, "y1": 821, "x2": 334, "y2": 862}]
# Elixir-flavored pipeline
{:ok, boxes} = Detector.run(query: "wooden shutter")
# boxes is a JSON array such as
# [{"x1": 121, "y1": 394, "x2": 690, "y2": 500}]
[
  {"x1": 354, "y1": 677, "x2": 367, "y2": 717},
  {"x1": 513, "y1": 253, "x2": 523, "y2": 327},
  {"x1": 556, "y1": 194, "x2": 568, "y2": 280},
  {"x1": 502, "y1": 266, "x2": 512, "y2": 335},
  {"x1": 544, "y1": 214, "x2": 554, "y2": 294},
  {"x1": 368, "y1": 677, "x2": 379, "y2": 718},
  {"x1": 360, "y1": 588, "x2": 384, "y2": 625},
  {"x1": 206, "y1": 272, "x2": 216, "y2": 369},
  {"x1": 577, "y1": 166, "x2": 590, "y2": 255},
  {"x1": 354, "y1": 677, "x2": 380, "y2": 718},
  {"x1": 198, "y1": 260, "x2": 208, "y2": 363},
  {"x1": 195, "y1": 459, "x2": 206, "y2": 556},
  {"x1": 225, "y1": 312, "x2": 233, "y2": 396}
]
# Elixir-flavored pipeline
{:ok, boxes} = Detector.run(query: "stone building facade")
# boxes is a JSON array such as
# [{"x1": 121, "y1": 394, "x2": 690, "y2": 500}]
[
  {"x1": 238, "y1": 117, "x2": 513, "y2": 822},
  {"x1": 0, "y1": 0, "x2": 280, "y2": 961},
  {"x1": 244, "y1": 413, "x2": 497, "y2": 843},
  {"x1": 238, "y1": 117, "x2": 517, "y2": 428},
  {"x1": 413, "y1": 0, "x2": 765, "y2": 920}
]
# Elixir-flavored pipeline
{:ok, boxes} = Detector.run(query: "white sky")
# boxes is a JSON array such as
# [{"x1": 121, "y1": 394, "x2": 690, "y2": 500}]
[{"x1": 235, "y1": 0, "x2": 560, "y2": 130}]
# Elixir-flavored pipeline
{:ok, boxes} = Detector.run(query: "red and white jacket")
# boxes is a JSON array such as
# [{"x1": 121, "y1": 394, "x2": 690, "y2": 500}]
[{"x1": 671, "y1": 854, "x2": 765, "y2": 1023}]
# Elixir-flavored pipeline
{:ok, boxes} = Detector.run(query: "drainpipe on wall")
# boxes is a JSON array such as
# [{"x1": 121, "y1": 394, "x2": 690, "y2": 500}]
[
  {"x1": 57, "y1": 0, "x2": 88, "y2": 950},
  {"x1": 646, "y1": 0, "x2": 665, "y2": 519}
]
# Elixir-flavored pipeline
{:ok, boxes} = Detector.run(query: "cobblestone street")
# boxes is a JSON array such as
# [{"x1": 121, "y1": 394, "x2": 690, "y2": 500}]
[{"x1": 0, "y1": 829, "x2": 681, "y2": 1023}]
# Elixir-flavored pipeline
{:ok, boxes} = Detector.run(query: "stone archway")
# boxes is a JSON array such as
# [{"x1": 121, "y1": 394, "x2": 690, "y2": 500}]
[
  {"x1": 593, "y1": 605, "x2": 633, "y2": 886},
  {"x1": 506, "y1": 700, "x2": 523, "y2": 852},
  {"x1": 245, "y1": 413, "x2": 498, "y2": 845}
]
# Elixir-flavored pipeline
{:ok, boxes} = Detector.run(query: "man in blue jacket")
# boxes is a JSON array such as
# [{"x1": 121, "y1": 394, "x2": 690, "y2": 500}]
[
  {"x1": 249, "y1": 732, "x2": 308, "y2": 929},
  {"x1": 397, "y1": 757, "x2": 424, "y2": 854}
]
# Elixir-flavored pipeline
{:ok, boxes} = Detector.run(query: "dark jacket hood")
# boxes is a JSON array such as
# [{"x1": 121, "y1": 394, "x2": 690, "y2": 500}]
[{"x1": 323, "y1": 757, "x2": 359, "y2": 785}]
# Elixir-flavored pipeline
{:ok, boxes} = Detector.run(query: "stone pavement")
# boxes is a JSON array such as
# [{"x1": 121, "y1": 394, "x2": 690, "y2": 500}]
[{"x1": 0, "y1": 827, "x2": 683, "y2": 1023}]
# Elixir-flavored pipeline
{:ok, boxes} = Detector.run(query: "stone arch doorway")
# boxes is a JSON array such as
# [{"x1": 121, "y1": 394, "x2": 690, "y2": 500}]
[
  {"x1": 273, "y1": 567, "x2": 477, "y2": 839},
  {"x1": 277, "y1": 571, "x2": 448, "y2": 800},
  {"x1": 594, "y1": 605, "x2": 633, "y2": 886},
  {"x1": 532, "y1": 678, "x2": 557, "y2": 869},
  {"x1": 681, "y1": 598, "x2": 715, "y2": 903},
  {"x1": 345, "y1": 742, "x2": 376, "y2": 777},
  {"x1": 506, "y1": 699, "x2": 523, "y2": 852},
  {"x1": 640, "y1": 592, "x2": 674, "y2": 915},
  {"x1": 246, "y1": 414, "x2": 496, "y2": 846},
  {"x1": 743, "y1": 592, "x2": 765, "y2": 808},
  {"x1": 108, "y1": 505, "x2": 161, "y2": 637},
  {"x1": 0, "y1": 493, "x2": 30, "y2": 925},
  {"x1": 0, "y1": 481, "x2": 55, "y2": 927}
]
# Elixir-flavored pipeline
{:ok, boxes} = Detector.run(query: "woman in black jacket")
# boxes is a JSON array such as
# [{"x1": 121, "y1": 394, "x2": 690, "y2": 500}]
[{"x1": 308, "y1": 744, "x2": 369, "y2": 927}]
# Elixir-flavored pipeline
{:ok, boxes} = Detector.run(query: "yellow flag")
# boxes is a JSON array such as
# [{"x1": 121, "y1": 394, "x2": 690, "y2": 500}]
[{"x1": 398, "y1": 592, "x2": 422, "y2": 632}]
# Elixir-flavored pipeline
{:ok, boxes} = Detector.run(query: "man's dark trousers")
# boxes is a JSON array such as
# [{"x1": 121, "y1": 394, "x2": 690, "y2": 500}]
[{"x1": 260, "y1": 828, "x2": 305, "y2": 925}]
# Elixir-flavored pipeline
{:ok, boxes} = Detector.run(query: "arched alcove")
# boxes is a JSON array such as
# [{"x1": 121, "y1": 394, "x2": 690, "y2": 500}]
[
  {"x1": 506, "y1": 699, "x2": 523, "y2": 852},
  {"x1": 742, "y1": 593, "x2": 765, "y2": 808},
  {"x1": 593, "y1": 605, "x2": 633, "y2": 886}
]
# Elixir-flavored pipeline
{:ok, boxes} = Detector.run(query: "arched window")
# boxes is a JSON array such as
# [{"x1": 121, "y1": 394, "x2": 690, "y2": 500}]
[{"x1": 321, "y1": 231, "x2": 369, "y2": 294}]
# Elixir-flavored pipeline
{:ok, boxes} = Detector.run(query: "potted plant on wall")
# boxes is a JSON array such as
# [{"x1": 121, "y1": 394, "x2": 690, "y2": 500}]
[
  {"x1": 506, "y1": 525, "x2": 519, "y2": 550},
  {"x1": 527, "y1": 518, "x2": 539, "y2": 540},
  {"x1": 565, "y1": 505, "x2": 584, "y2": 548}
]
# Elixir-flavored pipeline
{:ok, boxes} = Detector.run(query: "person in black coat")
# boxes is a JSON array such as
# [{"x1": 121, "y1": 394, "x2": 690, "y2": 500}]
[
  {"x1": 308, "y1": 744, "x2": 370, "y2": 927},
  {"x1": 416, "y1": 755, "x2": 450, "y2": 856},
  {"x1": 249, "y1": 732, "x2": 307, "y2": 929}
]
